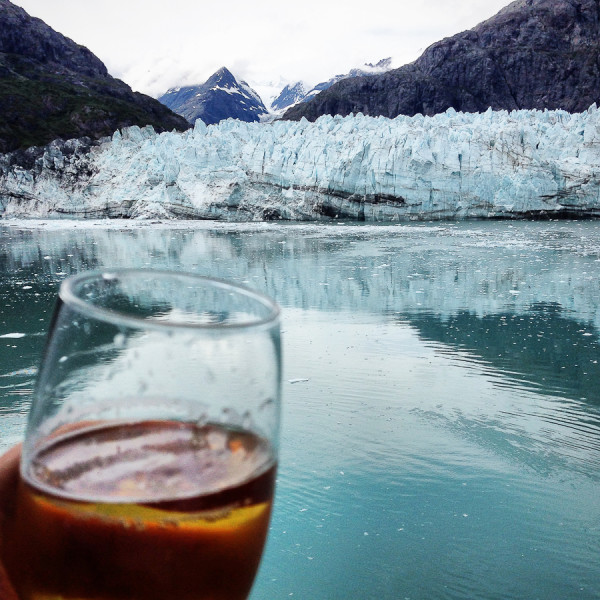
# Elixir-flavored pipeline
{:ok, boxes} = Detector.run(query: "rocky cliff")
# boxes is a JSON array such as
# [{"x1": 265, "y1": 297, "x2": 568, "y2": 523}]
[
  {"x1": 283, "y1": 0, "x2": 600, "y2": 121},
  {"x1": 0, "y1": 0, "x2": 189, "y2": 152}
]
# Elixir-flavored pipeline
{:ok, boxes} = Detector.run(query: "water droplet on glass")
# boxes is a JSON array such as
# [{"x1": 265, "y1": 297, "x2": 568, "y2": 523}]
[
  {"x1": 242, "y1": 410, "x2": 253, "y2": 429},
  {"x1": 195, "y1": 412, "x2": 208, "y2": 428},
  {"x1": 113, "y1": 333, "x2": 126, "y2": 348},
  {"x1": 222, "y1": 407, "x2": 243, "y2": 426},
  {"x1": 207, "y1": 429, "x2": 227, "y2": 451},
  {"x1": 205, "y1": 368, "x2": 216, "y2": 383},
  {"x1": 259, "y1": 398, "x2": 274, "y2": 412}
]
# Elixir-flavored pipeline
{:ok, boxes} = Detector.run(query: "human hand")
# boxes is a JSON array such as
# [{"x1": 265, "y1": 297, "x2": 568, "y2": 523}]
[{"x1": 0, "y1": 445, "x2": 21, "y2": 600}]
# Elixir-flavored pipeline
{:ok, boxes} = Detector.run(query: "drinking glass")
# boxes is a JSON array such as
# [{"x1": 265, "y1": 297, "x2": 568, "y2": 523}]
[{"x1": 4, "y1": 269, "x2": 281, "y2": 600}]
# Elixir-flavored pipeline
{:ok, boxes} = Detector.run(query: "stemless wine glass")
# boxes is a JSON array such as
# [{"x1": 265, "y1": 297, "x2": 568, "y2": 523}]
[{"x1": 5, "y1": 269, "x2": 281, "y2": 600}]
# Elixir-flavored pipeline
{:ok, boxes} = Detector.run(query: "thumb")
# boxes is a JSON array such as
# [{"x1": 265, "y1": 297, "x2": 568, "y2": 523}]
[
  {"x1": 0, "y1": 445, "x2": 21, "y2": 520},
  {"x1": 0, "y1": 445, "x2": 22, "y2": 600}
]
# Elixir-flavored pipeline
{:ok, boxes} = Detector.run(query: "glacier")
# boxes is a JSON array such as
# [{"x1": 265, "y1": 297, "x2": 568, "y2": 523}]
[{"x1": 1, "y1": 105, "x2": 600, "y2": 221}]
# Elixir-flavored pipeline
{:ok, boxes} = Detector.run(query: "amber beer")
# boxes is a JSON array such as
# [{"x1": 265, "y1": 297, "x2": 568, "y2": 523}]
[{"x1": 4, "y1": 420, "x2": 276, "y2": 600}]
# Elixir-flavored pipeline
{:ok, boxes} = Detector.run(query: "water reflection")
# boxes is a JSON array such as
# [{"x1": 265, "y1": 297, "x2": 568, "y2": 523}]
[
  {"x1": 3, "y1": 221, "x2": 600, "y2": 395},
  {"x1": 1, "y1": 220, "x2": 600, "y2": 599},
  {"x1": 408, "y1": 302, "x2": 600, "y2": 404}
]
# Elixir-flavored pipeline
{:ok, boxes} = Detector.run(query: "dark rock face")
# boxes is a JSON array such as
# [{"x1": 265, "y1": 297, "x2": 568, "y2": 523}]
[
  {"x1": 159, "y1": 67, "x2": 268, "y2": 125},
  {"x1": 0, "y1": 0, "x2": 189, "y2": 152},
  {"x1": 283, "y1": 0, "x2": 600, "y2": 121}
]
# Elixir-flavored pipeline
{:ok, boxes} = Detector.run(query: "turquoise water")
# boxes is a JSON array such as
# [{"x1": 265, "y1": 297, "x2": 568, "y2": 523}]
[{"x1": 1, "y1": 220, "x2": 599, "y2": 599}]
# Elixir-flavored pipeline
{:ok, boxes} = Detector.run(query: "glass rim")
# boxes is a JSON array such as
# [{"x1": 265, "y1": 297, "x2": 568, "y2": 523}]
[{"x1": 59, "y1": 268, "x2": 281, "y2": 331}]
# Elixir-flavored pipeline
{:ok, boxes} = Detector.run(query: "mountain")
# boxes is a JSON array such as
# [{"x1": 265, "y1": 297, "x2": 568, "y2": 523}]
[
  {"x1": 283, "y1": 0, "x2": 600, "y2": 121},
  {"x1": 270, "y1": 81, "x2": 307, "y2": 112},
  {"x1": 159, "y1": 68, "x2": 268, "y2": 125},
  {"x1": 302, "y1": 58, "x2": 394, "y2": 104},
  {"x1": 0, "y1": 0, "x2": 189, "y2": 153},
  {"x1": 270, "y1": 59, "x2": 392, "y2": 112}
]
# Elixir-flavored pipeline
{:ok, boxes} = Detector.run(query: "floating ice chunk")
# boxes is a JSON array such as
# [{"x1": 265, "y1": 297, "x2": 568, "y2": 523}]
[{"x1": 0, "y1": 366, "x2": 37, "y2": 377}]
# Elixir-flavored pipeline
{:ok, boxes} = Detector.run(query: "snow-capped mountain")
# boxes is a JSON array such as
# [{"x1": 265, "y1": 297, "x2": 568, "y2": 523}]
[
  {"x1": 271, "y1": 58, "x2": 393, "y2": 112},
  {"x1": 1, "y1": 105, "x2": 600, "y2": 221},
  {"x1": 270, "y1": 82, "x2": 307, "y2": 112},
  {"x1": 158, "y1": 67, "x2": 268, "y2": 125}
]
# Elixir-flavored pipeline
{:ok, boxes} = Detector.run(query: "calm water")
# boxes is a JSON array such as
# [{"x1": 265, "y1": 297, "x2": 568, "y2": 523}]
[{"x1": 1, "y1": 219, "x2": 599, "y2": 599}]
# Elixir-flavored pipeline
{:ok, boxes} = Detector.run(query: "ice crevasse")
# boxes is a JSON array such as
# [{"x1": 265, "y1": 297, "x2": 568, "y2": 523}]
[{"x1": 1, "y1": 106, "x2": 600, "y2": 220}]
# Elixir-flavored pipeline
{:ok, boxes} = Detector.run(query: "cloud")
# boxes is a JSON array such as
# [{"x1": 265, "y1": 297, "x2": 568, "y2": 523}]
[{"x1": 13, "y1": 0, "x2": 512, "y2": 99}]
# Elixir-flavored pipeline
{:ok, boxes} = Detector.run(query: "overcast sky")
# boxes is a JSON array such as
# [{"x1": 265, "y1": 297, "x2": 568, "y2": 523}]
[{"x1": 13, "y1": 0, "x2": 511, "y2": 103}]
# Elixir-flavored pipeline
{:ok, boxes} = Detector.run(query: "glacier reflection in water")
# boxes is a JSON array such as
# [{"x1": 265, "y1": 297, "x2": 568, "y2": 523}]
[{"x1": 0, "y1": 219, "x2": 599, "y2": 599}]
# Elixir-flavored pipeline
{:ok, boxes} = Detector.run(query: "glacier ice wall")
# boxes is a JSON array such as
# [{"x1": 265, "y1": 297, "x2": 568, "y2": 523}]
[{"x1": 1, "y1": 106, "x2": 600, "y2": 220}]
